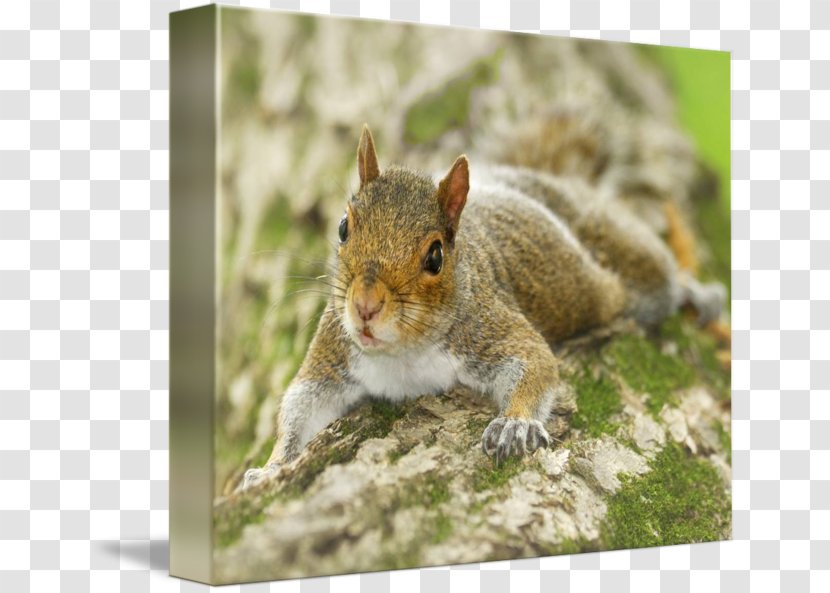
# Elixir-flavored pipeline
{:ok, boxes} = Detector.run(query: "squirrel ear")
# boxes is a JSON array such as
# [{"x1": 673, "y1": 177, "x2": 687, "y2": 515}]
[
  {"x1": 357, "y1": 124, "x2": 380, "y2": 189},
  {"x1": 437, "y1": 155, "x2": 469, "y2": 231}
]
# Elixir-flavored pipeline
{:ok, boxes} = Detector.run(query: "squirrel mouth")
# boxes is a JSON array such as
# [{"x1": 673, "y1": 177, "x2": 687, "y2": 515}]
[{"x1": 359, "y1": 326, "x2": 381, "y2": 347}]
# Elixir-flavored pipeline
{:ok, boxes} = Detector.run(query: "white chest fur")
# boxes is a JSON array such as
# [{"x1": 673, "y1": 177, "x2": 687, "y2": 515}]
[{"x1": 350, "y1": 345, "x2": 461, "y2": 401}]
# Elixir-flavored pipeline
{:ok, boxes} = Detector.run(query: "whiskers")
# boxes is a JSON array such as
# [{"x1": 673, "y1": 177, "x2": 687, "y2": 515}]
[
  {"x1": 393, "y1": 296, "x2": 462, "y2": 371},
  {"x1": 394, "y1": 296, "x2": 465, "y2": 327},
  {"x1": 237, "y1": 246, "x2": 353, "y2": 339},
  {"x1": 239, "y1": 248, "x2": 336, "y2": 272}
]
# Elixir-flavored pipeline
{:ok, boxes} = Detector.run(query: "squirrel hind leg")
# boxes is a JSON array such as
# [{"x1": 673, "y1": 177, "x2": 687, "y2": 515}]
[
  {"x1": 625, "y1": 282, "x2": 682, "y2": 329},
  {"x1": 677, "y1": 273, "x2": 727, "y2": 327}
]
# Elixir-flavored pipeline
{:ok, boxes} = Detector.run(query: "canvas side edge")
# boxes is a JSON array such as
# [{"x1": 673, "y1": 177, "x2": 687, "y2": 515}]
[{"x1": 169, "y1": 4, "x2": 217, "y2": 584}]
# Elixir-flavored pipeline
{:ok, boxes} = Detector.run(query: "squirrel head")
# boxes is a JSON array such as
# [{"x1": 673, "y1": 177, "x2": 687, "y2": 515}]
[{"x1": 334, "y1": 125, "x2": 469, "y2": 354}]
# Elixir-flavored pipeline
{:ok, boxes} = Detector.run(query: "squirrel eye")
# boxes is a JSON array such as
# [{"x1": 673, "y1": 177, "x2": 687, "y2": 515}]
[
  {"x1": 338, "y1": 214, "x2": 348, "y2": 243},
  {"x1": 424, "y1": 240, "x2": 443, "y2": 275}
]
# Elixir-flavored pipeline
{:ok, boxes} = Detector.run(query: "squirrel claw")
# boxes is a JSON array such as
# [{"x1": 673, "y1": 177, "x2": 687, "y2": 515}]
[
  {"x1": 238, "y1": 462, "x2": 281, "y2": 493},
  {"x1": 481, "y1": 417, "x2": 550, "y2": 464}
]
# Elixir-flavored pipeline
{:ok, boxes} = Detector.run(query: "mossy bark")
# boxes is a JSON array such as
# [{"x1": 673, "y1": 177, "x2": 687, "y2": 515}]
[{"x1": 212, "y1": 318, "x2": 730, "y2": 583}]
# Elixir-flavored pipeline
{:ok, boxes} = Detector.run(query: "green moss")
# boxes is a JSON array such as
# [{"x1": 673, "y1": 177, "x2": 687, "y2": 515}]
[
  {"x1": 540, "y1": 537, "x2": 598, "y2": 557},
  {"x1": 404, "y1": 49, "x2": 504, "y2": 144},
  {"x1": 712, "y1": 419, "x2": 732, "y2": 464},
  {"x1": 275, "y1": 399, "x2": 406, "y2": 493},
  {"x1": 376, "y1": 539, "x2": 424, "y2": 571},
  {"x1": 214, "y1": 491, "x2": 280, "y2": 549},
  {"x1": 570, "y1": 371, "x2": 623, "y2": 437},
  {"x1": 283, "y1": 445, "x2": 359, "y2": 499},
  {"x1": 659, "y1": 315, "x2": 730, "y2": 401},
  {"x1": 468, "y1": 494, "x2": 494, "y2": 515},
  {"x1": 215, "y1": 440, "x2": 364, "y2": 549},
  {"x1": 430, "y1": 513, "x2": 453, "y2": 544},
  {"x1": 472, "y1": 456, "x2": 526, "y2": 492},
  {"x1": 387, "y1": 446, "x2": 407, "y2": 465},
  {"x1": 366, "y1": 400, "x2": 408, "y2": 436},
  {"x1": 424, "y1": 478, "x2": 451, "y2": 506},
  {"x1": 465, "y1": 417, "x2": 490, "y2": 438},
  {"x1": 601, "y1": 443, "x2": 731, "y2": 550},
  {"x1": 370, "y1": 473, "x2": 455, "y2": 566},
  {"x1": 376, "y1": 511, "x2": 453, "y2": 569},
  {"x1": 340, "y1": 399, "x2": 408, "y2": 443},
  {"x1": 607, "y1": 333, "x2": 695, "y2": 416},
  {"x1": 399, "y1": 473, "x2": 451, "y2": 508}
]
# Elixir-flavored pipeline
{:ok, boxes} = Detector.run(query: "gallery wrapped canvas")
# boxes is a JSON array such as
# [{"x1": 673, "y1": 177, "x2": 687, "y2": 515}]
[{"x1": 170, "y1": 4, "x2": 731, "y2": 584}]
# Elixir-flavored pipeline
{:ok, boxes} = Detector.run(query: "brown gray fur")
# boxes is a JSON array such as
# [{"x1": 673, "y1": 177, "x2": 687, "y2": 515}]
[{"x1": 241, "y1": 125, "x2": 724, "y2": 490}]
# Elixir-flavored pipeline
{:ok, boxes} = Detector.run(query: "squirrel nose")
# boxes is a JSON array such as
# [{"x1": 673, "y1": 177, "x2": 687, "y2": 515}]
[{"x1": 355, "y1": 296, "x2": 384, "y2": 322}]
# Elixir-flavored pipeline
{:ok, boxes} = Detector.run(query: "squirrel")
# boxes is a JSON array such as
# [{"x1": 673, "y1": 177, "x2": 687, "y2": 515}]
[{"x1": 240, "y1": 124, "x2": 725, "y2": 490}]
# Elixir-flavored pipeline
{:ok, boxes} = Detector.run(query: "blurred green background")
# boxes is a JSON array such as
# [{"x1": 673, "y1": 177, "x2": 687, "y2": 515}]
[
  {"x1": 644, "y1": 46, "x2": 730, "y2": 201},
  {"x1": 642, "y1": 45, "x2": 731, "y2": 285}
]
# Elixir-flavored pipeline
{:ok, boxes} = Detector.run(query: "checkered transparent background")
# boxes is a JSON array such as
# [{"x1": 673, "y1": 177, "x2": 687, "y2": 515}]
[{"x1": 1, "y1": 0, "x2": 828, "y2": 591}]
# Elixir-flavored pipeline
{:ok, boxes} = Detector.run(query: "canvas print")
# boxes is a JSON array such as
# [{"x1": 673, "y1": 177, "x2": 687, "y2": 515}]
[{"x1": 170, "y1": 5, "x2": 731, "y2": 584}]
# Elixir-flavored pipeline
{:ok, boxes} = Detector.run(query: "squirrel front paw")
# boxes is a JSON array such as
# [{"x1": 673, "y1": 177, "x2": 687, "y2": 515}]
[
  {"x1": 481, "y1": 417, "x2": 551, "y2": 464},
  {"x1": 238, "y1": 461, "x2": 281, "y2": 493}
]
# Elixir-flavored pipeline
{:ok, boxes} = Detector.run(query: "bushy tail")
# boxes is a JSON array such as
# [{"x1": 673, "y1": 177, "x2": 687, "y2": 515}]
[
  {"x1": 473, "y1": 43, "x2": 731, "y2": 347},
  {"x1": 473, "y1": 40, "x2": 711, "y2": 244},
  {"x1": 664, "y1": 200, "x2": 699, "y2": 274}
]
